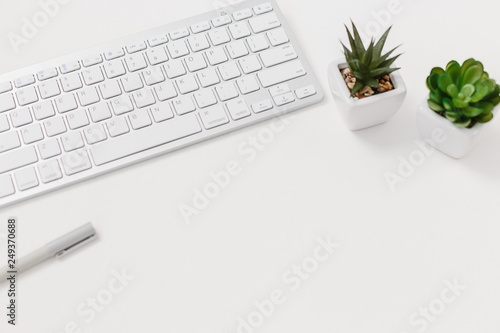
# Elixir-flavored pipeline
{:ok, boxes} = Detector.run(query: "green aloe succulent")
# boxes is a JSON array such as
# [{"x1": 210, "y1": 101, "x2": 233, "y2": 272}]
[
  {"x1": 342, "y1": 22, "x2": 401, "y2": 96},
  {"x1": 426, "y1": 59, "x2": 500, "y2": 128}
]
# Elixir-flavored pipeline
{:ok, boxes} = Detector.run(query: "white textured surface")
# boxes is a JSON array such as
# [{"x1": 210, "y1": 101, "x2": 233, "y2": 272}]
[{"x1": 0, "y1": 0, "x2": 499, "y2": 332}]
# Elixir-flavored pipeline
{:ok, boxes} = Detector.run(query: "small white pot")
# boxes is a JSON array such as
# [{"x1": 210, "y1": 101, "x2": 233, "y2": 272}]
[
  {"x1": 416, "y1": 101, "x2": 497, "y2": 159},
  {"x1": 328, "y1": 57, "x2": 407, "y2": 131}
]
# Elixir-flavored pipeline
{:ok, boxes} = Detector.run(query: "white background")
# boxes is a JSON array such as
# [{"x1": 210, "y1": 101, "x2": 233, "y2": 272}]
[{"x1": 1, "y1": 0, "x2": 499, "y2": 332}]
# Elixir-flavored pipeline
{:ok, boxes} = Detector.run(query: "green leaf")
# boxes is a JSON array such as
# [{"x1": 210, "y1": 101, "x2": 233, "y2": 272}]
[
  {"x1": 446, "y1": 60, "x2": 460, "y2": 71},
  {"x1": 474, "y1": 101, "x2": 494, "y2": 114},
  {"x1": 427, "y1": 74, "x2": 439, "y2": 92},
  {"x1": 429, "y1": 91, "x2": 442, "y2": 104},
  {"x1": 437, "y1": 73, "x2": 453, "y2": 92},
  {"x1": 463, "y1": 106, "x2": 483, "y2": 117},
  {"x1": 460, "y1": 65, "x2": 483, "y2": 88},
  {"x1": 442, "y1": 98, "x2": 454, "y2": 111},
  {"x1": 452, "y1": 97, "x2": 469, "y2": 108},
  {"x1": 351, "y1": 21, "x2": 366, "y2": 56},
  {"x1": 370, "y1": 46, "x2": 400, "y2": 69},
  {"x1": 454, "y1": 118, "x2": 472, "y2": 128},
  {"x1": 447, "y1": 84, "x2": 459, "y2": 98},
  {"x1": 362, "y1": 40, "x2": 374, "y2": 65},
  {"x1": 431, "y1": 67, "x2": 445, "y2": 75},
  {"x1": 373, "y1": 26, "x2": 392, "y2": 58},
  {"x1": 369, "y1": 67, "x2": 400, "y2": 78},
  {"x1": 428, "y1": 100, "x2": 444, "y2": 112},
  {"x1": 344, "y1": 25, "x2": 358, "y2": 59},
  {"x1": 378, "y1": 54, "x2": 402, "y2": 69},
  {"x1": 351, "y1": 81, "x2": 364, "y2": 96},
  {"x1": 476, "y1": 113, "x2": 494, "y2": 123},
  {"x1": 460, "y1": 58, "x2": 477, "y2": 77},
  {"x1": 445, "y1": 111, "x2": 460, "y2": 122},
  {"x1": 446, "y1": 62, "x2": 461, "y2": 86},
  {"x1": 365, "y1": 79, "x2": 379, "y2": 87},
  {"x1": 460, "y1": 84, "x2": 475, "y2": 98}
]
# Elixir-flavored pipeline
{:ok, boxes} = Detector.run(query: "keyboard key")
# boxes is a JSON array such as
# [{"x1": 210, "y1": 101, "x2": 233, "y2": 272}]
[
  {"x1": 126, "y1": 41, "x2": 147, "y2": 54},
  {"x1": 0, "y1": 82, "x2": 12, "y2": 94},
  {"x1": 61, "y1": 150, "x2": 92, "y2": 175},
  {"x1": 89, "y1": 113, "x2": 201, "y2": 166},
  {"x1": 208, "y1": 28, "x2": 231, "y2": 46},
  {"x1": 267, "y1": 28, "x2": 289, "y2": 46},
  {"x1": 273, "y1": 92, "x2": 295, "y2": 106},
  {"x1": 212, "y1": 15, "x2": 232, "y2": 27},
  {"x1": 167, "y1": 40, "x2": 190, "y2": 59},
  {"x1": 55, "y1": 94, "x2": 78, "y2": 113},
  {"x1": 191, "y1": 21, "x2": 211, "y2": 34},
  {"x1": 146, "y1": 48, "x2": 168, "y2": 65},
  {"x1": 89, "y1": 103, "x2": 112, "y2": 122},
  {"x1": 111, "y1": 95, "x2": 134, "y2": 115},
  {"x1": 106, "y1": 117, "x2": 130, "y2": 137},
  {"x1": 121, "y1": 73, "x2": 144, "y2": 93},
  {"x1": 38, "y1": 138, "x2": 61, "y2": 159},
  {"x1": 11, "y1": 107, "x2": 33, "y2": 127},
  {"x1": 82, "y1": 67, "x2": 105, "y2": 85},
  {"x1": 14, "y1": 75, "x2": 35, "y2": 88},
  {"x1": 227, "y1": 41, "x2": 249, "y2": 59},
  {"x1": 228, "y1": 22, "x2": 251, "y2": 39},
  {"x1": 247, "y1": 34, "x2": 269, "y2": 52},
  {"x1": 0, "y1": 94, "x2": 16, "y2": 112},
  {"x1": 104, "y1": 49, "x2": 125, "y2": 60},
  {"x1": 194, "y1": 89, "x2": 217, "y2": 108},
  {"x1": 216, "y1": 82, "x2": 239, "y2": 101},
  {"x1": 260, "y1": 44, "x2": 297, "y2": 67},
  {"x1": 0, "y1": 114, "x2": 9, "y2": 132},
  {"x1": 198, "y1": 68, "x2": 220, "y2": 87},
  {"x1": 253, "y1": 2, "x2": 273, "y2": 15},
  {"x1": 125, "y1": 54, "x2": 148, "y2": 72},
  {"x1": 206, "y1": 47, "x2": 228, "y2": 66},
  {"x1": 21, "y1": 123, "x2": 44, "y2": 144},
  {"x1": 0, "y1": 175, "x2": 15, "y2": 198},
  {"x1": 60, "y1": 73, "x2": 83, "y2": 92},
  {"x1": 104, "y1": 60, "x2": 126, "y2": 79},
  {"x1": 16, "y1": 86, "x2": 39, "y2": 106},
  {"x1": 77, "y1": 87, "x2": 100, "y2": 106},
  {"x1": 269, "y1": 84, "x2": 291, "y2": 97},
  {"x1": 0, "y1": 146, "x2": 38, "y2": 174},
  {"x1": 176, "y1": 75, "x2": 199, "y2": 94},
  {"x1": 187, "y1": 35, "x2": 210, "y2": 52},
  {"x1": 155, "y1": 82, "x2": 178, "y2": 101},
  {"x1": 172, "y1": 96, "x2": 196, "y2": 115},
  {"x1": 236, "y1": 75, "x2": 260, "y2": 94},
  {"x1": 185, "y1": 53, "x2": 207, "y2": 72},
  {"x1": 61, "y1": 132, "x2": 84, "y2": 152},
  {"x1": 249, "y1": 12, "x2": 281, "y2": 33},
  {"x1": 252, "y1": 99, "x2": 273, "y2": 113},
  {"x1": 199, "y1": 104, "x2": 229, "y2": 129},
  {"x1": 37, "y1": 68, "x2": 58, "y2": 81},
  {"x1": 164, "y1": 59, "x2": 186, "y2": 79},
  {"x1": 38, "y1": 160, "x2": 63, "y2": 183},
  {"x1": 257, "y1": 60, "x2": 306, "y2": 87},
  {"x1": 15, "y1": 167, "x2": 39, "y2": 191},
  {"x1": 129, "y1": 109, "x2": 152, "y2": 130},
  {"x1": 38, "y1": 79, "x2": 61, "y2": 99},
  {"x1": 67, "y1": 109, "x2": 90, "y2": 129},
  {"x1": 227, "y1": 98, "x2": 251, "y2": 120},
  {"x1": 99, "y1": 81, "x2": 122, "y2": 99},
  {"x1": 169, "y1": 27, "x2": 190, "y2": 40},
  {"x1": 44, "y1": 116, "x2": 67, "y2": 137},
  {"x1": 132, "y1": 89, "x2": 156, "y2": 108},
  {"x1": 233, "y1": 8, "x2": 253, "y2": 21},
  {"x1": 84, "y1": 124, "x2": 107, "y2": 144},
  {"x1": 82, "y1": 54, "x2": 103, "y2": 67},
  {"x1": 33, "y1": 101, "x2": 56, "y2": 120},
  {"x1": 218, "y1": 62, "x2": 241, "y2": 81},
  {"x1": 239, "y1": 55, "x2": 262, "y2": 74},
  {"x1": 150, "y1": 103, "x2": 174, "y2": 122},
  {"x1": 148, "y1": 35, "x2": 168, "y2": 47},
  {"x1": 0, "y1": 131, "x2": 21, "y2": 153},
  {"x1": 295, "y1": 85, "x2": 317, "y2": 99},
  {"x1": 143, "y1": 67, "x2": 165, "y2": 86},
  {"x1": 60, "y1": 61, "x2": 81, "y2": 74}
]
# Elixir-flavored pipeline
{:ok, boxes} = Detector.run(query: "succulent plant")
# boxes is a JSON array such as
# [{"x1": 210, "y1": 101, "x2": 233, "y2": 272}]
[
  {"x1": 342, "y1": 22, "x2": 401, "y2": 96},
  {"x1": 426, "y1": 59, "x2": 500, "y2": 128}
]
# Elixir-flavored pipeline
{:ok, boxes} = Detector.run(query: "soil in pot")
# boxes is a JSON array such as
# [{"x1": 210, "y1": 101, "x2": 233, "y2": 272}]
[{"x1": 340, "y1": 67, "x2": 394, "y2": 100}]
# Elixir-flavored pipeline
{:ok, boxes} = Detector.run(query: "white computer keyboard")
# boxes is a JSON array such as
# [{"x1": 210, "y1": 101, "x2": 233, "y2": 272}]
[{"x1": 0, "y1": 0, "x2": 323, "y2": 208}]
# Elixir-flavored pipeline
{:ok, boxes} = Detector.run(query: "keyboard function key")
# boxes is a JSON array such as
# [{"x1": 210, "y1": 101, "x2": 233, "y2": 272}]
[
  {"x1": 226, "y1": 98, "x2": 251, "y2": 120},
  {"x1": 0, "y1": 114, "x2": 9, "y2": 132},
  {"x1": 212, "y1": 15, "x2": 232, "y2": 28},
  {"x1": 273, "y1": 92, "x2": 295, "y2": 106},
  {"x1": 253, "y1": 2, "x2": 273, "y2": 15},
  {"x1": 61, "y1": 150, "x2": 92, "y2": 175},
  {"x1": 14, "y1": 75, "x2": 35, "y2": 88},
  {"x1": 82, "y1": 54, "x2": 103, "y2": 67},
  {"x1": 0, "y1": 146, "x2": 38, "y2": 174},
  {"x1": 269, "y1": 84, "x2": 291, "y2": 97},
  {"x1": 191, "y1": 21, "x2": 211, "y2": 34},
  {"x1": 148, "y1": 35, "x2": 168, "y2": 47},
  {"x1": 37, "y1": 68, "x2": 58, "y2": 81},
  {"x1": 199, "y1": 104, "x2": 229, "y2": 129},
  {"x1": 60, "y1": 61, "x2": 81, "y2": 74},
  {"x1": 15, "y1": 167, "x2": 39, "y2": 191},
  {"x1": 0, "y1": 174, "x2": 15, "y2": 198},
  {"x1": 232, "y1": 8, "x2": 253, "y2": 21},
  {"x1": 249, "y1": 12, "x2": 281, "y2": 33},
  {"x1": 0, "y1": 82, "x2": 13, "y2": 94},
  {"x1": 295, "y1": 85, "x2": 317, "y2": 99},
  {"x1": 0, "y1": 94, "x2": 16, "y2": 113},
  {"x1": 169, "y1": 28, "x2": 190, "y2": 40},
  {"x1": 38, "y1": 160, "x2": 63, "y2": 184},
  {"x1": 126, "y1": 42, "x2": 147, "y2": 54},
  {"x1": 104, "y1": 48, "x2": 125, "y2": 61},
  {"x1": 252, "y1": 99, "x2": 273, "y2": 113},
  {"x1": 0, "y1": 131, "x2": 21, "y2": 153}
]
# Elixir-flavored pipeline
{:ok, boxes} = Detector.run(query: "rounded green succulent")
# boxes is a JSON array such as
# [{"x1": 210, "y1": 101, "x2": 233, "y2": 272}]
[{"x1": 426, "y1": 59, "x2": 500, "y2": 128}]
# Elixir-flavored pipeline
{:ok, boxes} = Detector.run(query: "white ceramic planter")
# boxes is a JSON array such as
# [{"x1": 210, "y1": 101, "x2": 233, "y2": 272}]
[
  {"x1": 416, "y1": 101, "x2": 497, "y2": 159},
  {"x1": 328, "y1": 57, "x2": 407, "y2": 131}
]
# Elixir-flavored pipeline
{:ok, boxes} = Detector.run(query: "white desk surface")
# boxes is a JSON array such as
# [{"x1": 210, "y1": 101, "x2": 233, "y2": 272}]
[{"x1": 1, "y1": 0, "x2": 499, "y2": 332}]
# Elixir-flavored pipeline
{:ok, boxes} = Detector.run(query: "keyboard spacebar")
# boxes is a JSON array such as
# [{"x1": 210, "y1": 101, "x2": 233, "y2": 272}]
[{"x1": 90, "y1": 114, "x2": 202, "y2": 166}]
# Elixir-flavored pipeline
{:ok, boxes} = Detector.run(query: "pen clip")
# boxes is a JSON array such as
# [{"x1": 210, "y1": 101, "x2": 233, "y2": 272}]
[
  {"x1": 46, "y1": 223, "x2": 97, "y2": 259},
  {"x1": 55, "y1": 234, "x2": 96, "y2": 258}
]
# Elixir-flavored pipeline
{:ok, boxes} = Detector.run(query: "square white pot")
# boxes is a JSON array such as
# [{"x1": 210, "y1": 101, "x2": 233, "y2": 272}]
[
  {"x1": 416, "y1": 101, "x2": 497, "y2": 159},
  {"x1": 328, "y1": 57, "x2": 407, "y2": 131}
]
